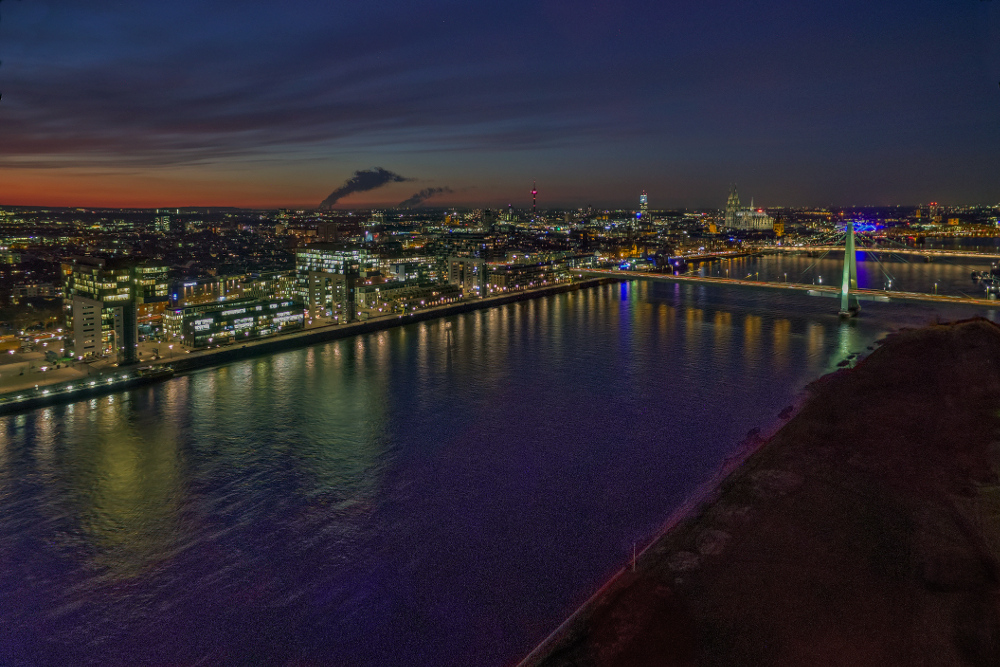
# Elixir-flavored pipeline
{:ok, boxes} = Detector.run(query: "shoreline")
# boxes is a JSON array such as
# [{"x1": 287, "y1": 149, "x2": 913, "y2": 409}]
[
  {"x1": 165, "y1": 277, "x2": 616, "y2": 375},
  {"x1": 516, "y1": 378, "x2": 815, "y2": 667},
  {"x1": 0, "y1": 277, "x2": 619, "y2": 416},
  {"x1": 519, "y1": 317, "x2": 1000, "y2": 666}
]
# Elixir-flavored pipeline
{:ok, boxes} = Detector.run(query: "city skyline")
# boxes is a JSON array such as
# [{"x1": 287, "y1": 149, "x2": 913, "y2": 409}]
[{"x1": 0, "y1": 1, "x2": 998, "y2": 209}]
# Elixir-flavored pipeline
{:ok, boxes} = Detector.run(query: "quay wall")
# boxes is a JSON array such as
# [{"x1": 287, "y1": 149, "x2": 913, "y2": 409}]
[{"x1": 145, "y1": 278, "x2": 618, "y2": 376}]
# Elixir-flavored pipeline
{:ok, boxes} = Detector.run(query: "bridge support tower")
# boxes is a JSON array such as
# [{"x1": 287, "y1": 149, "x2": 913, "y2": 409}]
[{"x1": 839, "y1": 222, "x2": 860, "y2": 317}]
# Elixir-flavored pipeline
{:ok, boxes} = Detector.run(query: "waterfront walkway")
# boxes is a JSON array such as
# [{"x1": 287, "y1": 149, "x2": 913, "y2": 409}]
[{"x1": 0, "y1": 278, "x2": 613, "y2": 407}]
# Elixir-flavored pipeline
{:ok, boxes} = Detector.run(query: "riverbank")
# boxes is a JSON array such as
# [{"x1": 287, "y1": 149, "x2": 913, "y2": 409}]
[
  {"x1": 519, "y1": 317, "x2": 1000, "y2": 666},
  {"x1": 0, "y1": 277, "x2": 618, "y2": 414},
  {"x1": 160, "y1": 277, "x2": 616, "y2": 375}
]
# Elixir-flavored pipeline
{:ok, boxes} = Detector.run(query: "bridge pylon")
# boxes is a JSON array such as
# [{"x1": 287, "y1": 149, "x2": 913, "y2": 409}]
[{"x1": 839, "y1": 222, "x2": 860, "y2": 317}]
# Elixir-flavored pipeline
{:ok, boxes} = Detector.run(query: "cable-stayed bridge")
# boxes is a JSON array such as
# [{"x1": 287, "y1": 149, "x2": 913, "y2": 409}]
[
  {"x1": 584, "y1": 223, "x2": 1000, "y2": 314},
  {"x1": 767, "y1": 246, "x2": 1000, "y2": 261}
]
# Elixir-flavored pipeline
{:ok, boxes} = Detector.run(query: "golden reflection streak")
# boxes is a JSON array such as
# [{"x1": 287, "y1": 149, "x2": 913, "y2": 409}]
[
  {"x1": 807, "y1": 322, "x2": 825, "y2": 357},
  {"x1": 685, "y1": 306, "x2": 703, "y2": 332},
  {"x1": 773, "y1": 319, "x2": 791, "y2": 367},
  {"x1": 713, "y1": 311, "x2": 732, "y2": 354},
  {"x1": 71, "y1": 409, "x2": 184, "y2": 580},
  {"x1": 743, "y1": 314, "x2": 762, "y2": 364}
]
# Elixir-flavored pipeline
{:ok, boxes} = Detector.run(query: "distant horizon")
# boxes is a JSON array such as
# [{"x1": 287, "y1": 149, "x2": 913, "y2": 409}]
[
  {"x1": 1, "y1": 2, "x2": 997, "y2": 210},
  {"x1": 2, "y1": 198, "x2": 998, "y2": 213}
]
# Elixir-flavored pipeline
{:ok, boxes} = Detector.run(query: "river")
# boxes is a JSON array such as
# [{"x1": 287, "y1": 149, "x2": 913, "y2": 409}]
[{"x1": 1, "y1": 276, "x2": 998, "y2": 665}]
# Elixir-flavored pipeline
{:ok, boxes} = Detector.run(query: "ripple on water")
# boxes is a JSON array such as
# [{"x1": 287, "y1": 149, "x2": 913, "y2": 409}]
[{"x1": 2, "y1": 281, "x2": 998, "y2": 666}]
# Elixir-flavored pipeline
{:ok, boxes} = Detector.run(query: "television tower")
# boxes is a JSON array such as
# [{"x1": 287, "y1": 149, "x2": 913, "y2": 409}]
[{"x1": 531, "y1": 181, "x2": 537, "y2": 218}]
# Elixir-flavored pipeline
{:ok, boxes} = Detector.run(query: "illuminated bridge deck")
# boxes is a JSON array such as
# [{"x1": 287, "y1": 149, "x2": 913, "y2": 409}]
[
  {"x1": 765, "y1": 246, "x2": 1000, "y2": 260},
  {"x1": 583, "y1": 269, "x2": 1000, "y2": 309}
]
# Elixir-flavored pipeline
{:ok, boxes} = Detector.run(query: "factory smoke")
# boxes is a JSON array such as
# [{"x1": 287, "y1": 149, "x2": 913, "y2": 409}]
[
  {"x1": 398, "y1": 186, "x2": 453, "y2": 208},
  {"x1": 318, "y1": 168, "x2": 410, "y2": 209}
]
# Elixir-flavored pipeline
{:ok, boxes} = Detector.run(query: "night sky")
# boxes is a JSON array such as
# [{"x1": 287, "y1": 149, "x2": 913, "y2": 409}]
[{"x1": 0, "y1": 0, "x2": 997, "y2": 209}]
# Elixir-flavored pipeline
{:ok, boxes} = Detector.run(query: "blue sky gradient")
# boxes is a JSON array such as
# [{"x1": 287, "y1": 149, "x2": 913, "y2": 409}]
[{"x1": 0, "y1": 0, "x2": 997, "y2": 208}]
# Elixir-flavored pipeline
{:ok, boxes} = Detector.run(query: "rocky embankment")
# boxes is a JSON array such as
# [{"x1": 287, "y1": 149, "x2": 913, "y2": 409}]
[{"x1": 521, "y1": 318, "x2": 1000, "y2": 667}]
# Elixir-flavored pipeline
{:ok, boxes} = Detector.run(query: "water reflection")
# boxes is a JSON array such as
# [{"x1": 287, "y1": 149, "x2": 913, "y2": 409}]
[
  {"x1": 697, "y1": 253, "x2": 996, "y2": 297},
  {"x1": 1, "y1": 280, "x2": 999, "y2": 666},
  {"x1": 773, "y1": 319, "x2": 791, "y2": 369},
  {"x1": 71, "y1": 414, "x2": 183, "y2": 578},
  {"x1": 743, "y1": 314, "x2": 762, "y2": 366},
  {"x1": 713, "y1": 311, "x2": 732, "y2": 355}
]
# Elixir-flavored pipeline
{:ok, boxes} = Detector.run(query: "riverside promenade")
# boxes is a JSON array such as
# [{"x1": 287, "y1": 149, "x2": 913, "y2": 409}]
[
  {"x1": 0, "y1": 277, "x2": 617, "y2": 412},
  {"x1": 154, "y1": 277, "x2": 615, "y2": 375},
  {"x1": 520, "y1": 318, "x2": 1000, "y2": 667}
]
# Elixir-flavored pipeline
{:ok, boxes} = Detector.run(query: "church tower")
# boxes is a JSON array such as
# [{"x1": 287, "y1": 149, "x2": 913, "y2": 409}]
[{"x1": 725, "y1": 185, "x2": 740, "y2": 228}]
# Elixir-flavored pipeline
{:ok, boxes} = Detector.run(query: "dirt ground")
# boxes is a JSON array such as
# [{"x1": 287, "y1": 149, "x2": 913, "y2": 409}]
[{"x1": 522, "y1": 318, "x2": 1000, "y2": 667}]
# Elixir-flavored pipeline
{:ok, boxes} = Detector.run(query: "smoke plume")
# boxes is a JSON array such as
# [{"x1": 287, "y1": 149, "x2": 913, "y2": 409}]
[
  {"x1": 398, "y1": 186, "x2": 453, "y2": 208},
  {"x1": 319, "y1": 167, "x2": 410, "y2": 209}
]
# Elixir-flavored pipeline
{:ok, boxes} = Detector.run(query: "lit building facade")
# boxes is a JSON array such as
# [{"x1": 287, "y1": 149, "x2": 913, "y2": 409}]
[
  {"x1": 486, "y1": 260, "x2": 570, "y2": 293},
  {"x1": 724, "y1": 185, "x2": 773, "y2": 231},
  {"x1": 355, "y1": 282, "x2": 462, "y2": 315},
  {"x1": 64, "y1": 257, "x2": 169, "y2": 362},
  {"x1": 447, "y1": 257, "x2": 486, "y2": 296},
  {"x1": 163, "y1": 297, "x2": 304, "y2": 348},
  {"x1": 295, "y1": 244, "x2": 377, "y2": 320}
]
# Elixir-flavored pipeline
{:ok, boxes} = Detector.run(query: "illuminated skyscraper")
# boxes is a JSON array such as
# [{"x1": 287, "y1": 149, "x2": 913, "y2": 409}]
[{"x1": 639, "y1": 190, "x2": 648, "y2": 219}]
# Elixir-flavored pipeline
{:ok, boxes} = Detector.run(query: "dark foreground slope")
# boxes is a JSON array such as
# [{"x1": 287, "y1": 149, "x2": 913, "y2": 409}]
[{"x1": 522, "y1": 318, "x2": 1000, "y2": 667}]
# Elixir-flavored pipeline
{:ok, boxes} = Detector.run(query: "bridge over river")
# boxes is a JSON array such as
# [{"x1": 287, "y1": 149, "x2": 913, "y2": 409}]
[
  {"x1": 764, "y1": 245, "x2": 1000, "y2": 261},
  {"x1": 589, "y1": 222, "x2": 1000, "y2": 314},
  {"x1": 580, "y1": 269, "x2": 1000, "y2": 311}
]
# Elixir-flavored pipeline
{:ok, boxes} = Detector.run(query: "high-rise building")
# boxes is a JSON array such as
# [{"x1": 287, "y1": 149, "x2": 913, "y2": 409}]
[
  {"x1": 639, "y1": 191, "x2": 648, "y2": 219},
  {"x1": 929, "y1": 201, "x2": 941, "y2": 224},
  {"x1": 448, "y1": 257, "x2": 486, "y2": 297},
  {"x1": 63, "y1": 257, "x2": 169, "y2": 363},
  {"x1": 295, "y1": 244, "x2": 375, "y2": 321},
  {"x1": 482, "y1": 209, "x2": 497, "y2": 232}
]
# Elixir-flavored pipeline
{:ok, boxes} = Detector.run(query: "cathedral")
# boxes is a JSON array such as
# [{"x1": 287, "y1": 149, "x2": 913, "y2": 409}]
[{"x1": 724, "y1": 185, "x2": 773, "y2": 231}]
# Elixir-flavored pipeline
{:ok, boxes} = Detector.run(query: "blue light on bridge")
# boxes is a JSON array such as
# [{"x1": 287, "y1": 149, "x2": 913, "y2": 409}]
[{"x1": 841, "y1": 221, "x2": 882, "y2": 233}]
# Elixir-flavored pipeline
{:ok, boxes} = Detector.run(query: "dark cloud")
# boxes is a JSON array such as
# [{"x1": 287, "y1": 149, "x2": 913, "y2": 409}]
[
  {"x1": 319, "y1": 168, "x2": 410, "y2": 209},
  {"x1": 0, "y1": 1, "x2": 998, "y2": 205},
  {"x1": 398, "y1": 186, "x2": 452, "y2": 208}
]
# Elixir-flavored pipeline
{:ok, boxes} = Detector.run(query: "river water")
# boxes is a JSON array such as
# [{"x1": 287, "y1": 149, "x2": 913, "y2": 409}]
[
  {"x1": 693, "y1": 250, "x2": 1000, "y2": 297},
  {"x1": 1, "y1": 275, "x2": 998, "y2": 666}
]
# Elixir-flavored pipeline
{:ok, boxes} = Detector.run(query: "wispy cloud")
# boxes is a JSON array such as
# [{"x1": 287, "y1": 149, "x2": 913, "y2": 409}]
[{"x1": 398, "y1": 186, "x2": 452, "y2": 207}]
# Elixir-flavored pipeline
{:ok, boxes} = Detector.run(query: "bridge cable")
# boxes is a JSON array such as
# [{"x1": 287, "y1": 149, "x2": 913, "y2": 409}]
[
  {"x1": 797, "y1": 232, "x2": 845, "y2": 281},
  {"x1": 850, "y1": 233, "x2": 900, "y2": 288}
]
